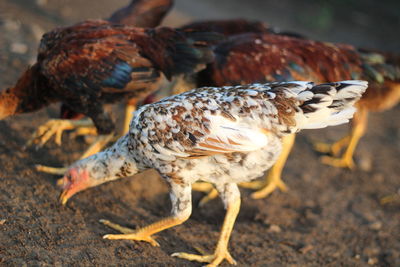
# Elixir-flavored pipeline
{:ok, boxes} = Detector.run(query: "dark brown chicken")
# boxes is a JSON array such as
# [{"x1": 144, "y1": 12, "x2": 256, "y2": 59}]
[
  {"x1": 31, "y1": 0, "x2": 176, "y2": 151},
  {"x1": 59, "y1": 0, "x2": 174, "y2": 125},
  {"x1": 0, "y1": 20, "x2": 218, "y2": 173},
  {"x1": 167, "y1": 21, "x2": 400, "y2": 201}
]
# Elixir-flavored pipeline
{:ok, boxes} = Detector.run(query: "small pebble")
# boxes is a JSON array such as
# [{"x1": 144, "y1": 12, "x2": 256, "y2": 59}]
[
  {"x1": 0, "y1": 219, "x2": 6, "y2": 225},
  {"x1": 358, "y1": 154, "x2": 372, "y2": 171},
  {"x1": 369, "y1": 221, "x2": 382, "y2": 231},
  {"x1": 299, "y1": 244, "x2": 313, "y2": 254},
  {"x1": 267, "y1": 224, "x2": 282, "y2": 233},
  {"x1": 368, "y1": 257, "x2": 378, "y2": 265}
]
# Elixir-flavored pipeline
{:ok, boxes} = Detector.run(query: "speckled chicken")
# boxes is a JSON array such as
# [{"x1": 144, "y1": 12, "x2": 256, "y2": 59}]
[
  {"x1": 58, "y1": 80, "x2": 367, "y2": 266},
  {"x1": 0, "y1": 19, "x2": 218, "y2": 173},
  {"x1": 170, "y1": 21, "x2": 400, "y2": 200}
]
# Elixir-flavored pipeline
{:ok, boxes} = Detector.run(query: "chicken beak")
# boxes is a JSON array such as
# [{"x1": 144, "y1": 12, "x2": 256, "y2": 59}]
[
  {"x1": 58, "y1": 177, "x2": 71, "y2": 205},
  {"x1": 59, "y1": 190, "x2": 70, "y2": 205}
]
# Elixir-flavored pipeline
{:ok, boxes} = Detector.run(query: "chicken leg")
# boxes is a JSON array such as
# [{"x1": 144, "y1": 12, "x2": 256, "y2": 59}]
[
  {"x1": 101, "y1": 183, "x2": 192, "y2": 247},
  {"x1": 122, "y1": 98, "x2": 137, "y2": 135},
  {"x1": 172, "y1": 183, "x2": 240, "y2": 266},
  {"x1": 26, "y1": 118, "x2": 96, "y2": 147},
  {"x1": 317, "y1": 107, "x2": 368, "y2": 169}
]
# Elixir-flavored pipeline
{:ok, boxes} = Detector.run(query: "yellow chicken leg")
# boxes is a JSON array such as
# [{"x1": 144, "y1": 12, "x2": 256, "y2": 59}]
[
  {"x1": 26, "y1": 118, "x2": 95, "y2": 147},
  {"x1": 320, "y1": 108, "x2": 368, "y2": 169},
  {"x1": 101, "y1": 216, "x2": 187, "y2": 247},
  {"x1": 101, "y1": 183, "x2": 192, "y2": 247},
  {"x1": 173, "y1": 186, "x2": 239, "y2": 266},
  {"x1": 313, "y1": 135, "x2": 351, "y2": 156},
  {"x1": 122, "y1": 98, "x2": 137, "y2": 135}
]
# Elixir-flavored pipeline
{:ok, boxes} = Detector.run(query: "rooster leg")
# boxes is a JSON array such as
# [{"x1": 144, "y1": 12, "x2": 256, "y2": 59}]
[
  {"x1": 26, "y1": 118, "x2": 94, "y2": 147},
  {"x1": 320, "y1": 108, "x2": 368, "y2": 169},
  {"x1": 70, "y1": 127, "x2": 98, "y2": 138},
  {"x1": 313, "y1": 135, "x2": 351, "y2": 156},
  {"x1": 172, "y1": 183, "x2": 239, "y2": 266},
  {"x1": 36, "y1": 134, "x2": 115, "y2": 175},
  {"x1": 102, "y1": 182, "x2": 191, "y2": 247},
  {"x1": 122, "y1": 98, "x2": 137, "y2": 135},
  {"x1": 240, "y1": 134, "x2": 295, "y2": 199}
]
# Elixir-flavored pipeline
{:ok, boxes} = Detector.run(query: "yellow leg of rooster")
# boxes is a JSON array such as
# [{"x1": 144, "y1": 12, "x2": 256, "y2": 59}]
[
  {"x1": 26, "y1": 118, "x2": 95, "y2": 147},
  {"x1": 313, "y1": 135, "x2": 351, "y2": 156},
  {"x1": 320, "y1": 108, "x2": 368, "y2": 169},
  {"x1": 173, "y1": 183, "x2": 240, "y2": 266},
  {"x1": 101, "y1": 216, "x2": 188, "y2": 247},
  {"x1": 122, "y1": 99, "x2": 137, "y2": 135},
  {"x1": 101, "y1": 183, "x2": 192, "y2": 247}
]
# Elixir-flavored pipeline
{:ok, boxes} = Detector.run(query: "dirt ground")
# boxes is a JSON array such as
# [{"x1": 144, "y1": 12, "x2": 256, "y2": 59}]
[{"x1": 0, "y1": 0, "x2": 399, "y2": 266}]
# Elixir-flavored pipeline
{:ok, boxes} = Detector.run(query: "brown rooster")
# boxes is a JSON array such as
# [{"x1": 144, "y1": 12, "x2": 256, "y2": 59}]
[
  {"x1": 26, "y1": 0, "x2": 175, "y2": 157},
  {"x1": 166, "y1": 21, "x2": 400, "y2": 201},
  {"x1": 0, "y1": 19, "x2": 218, "y2": 173}
]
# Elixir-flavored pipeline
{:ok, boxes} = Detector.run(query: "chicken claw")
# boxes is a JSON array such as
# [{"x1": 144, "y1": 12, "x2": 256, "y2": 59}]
[
  {"x1": 100, "y1": 219, "x2": 160, "y2": 247},
  {"x1": 26, "y1": 118, "x2": 95, "y2": 148}
]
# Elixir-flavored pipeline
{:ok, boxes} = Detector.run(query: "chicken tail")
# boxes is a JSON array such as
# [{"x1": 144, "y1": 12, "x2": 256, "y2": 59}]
[{"x1": 292, "y1": 80, "x2": 368, "y2": 130}]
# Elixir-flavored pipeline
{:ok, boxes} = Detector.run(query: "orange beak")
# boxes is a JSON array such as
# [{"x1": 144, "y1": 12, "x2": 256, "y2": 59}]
[
  {"x1": 59, "y1": 190, "x2": 70, "y2": 205},
  {"x1": 57, "y1": 168, "x2": 90, "y2": 205},
  {"x1": 57, "y1": 177, "x2": 71, "y2": 205}
]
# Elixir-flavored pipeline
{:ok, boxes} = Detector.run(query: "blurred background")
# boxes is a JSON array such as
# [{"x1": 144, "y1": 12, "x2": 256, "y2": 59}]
[{"x1": 1, "y1": 0, "x2": 399, "y2": 87}]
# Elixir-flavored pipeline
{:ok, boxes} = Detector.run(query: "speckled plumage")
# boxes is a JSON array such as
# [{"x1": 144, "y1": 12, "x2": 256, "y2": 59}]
[{"x1": 59, "y1": 81, "x2": 366, "y2": 265}]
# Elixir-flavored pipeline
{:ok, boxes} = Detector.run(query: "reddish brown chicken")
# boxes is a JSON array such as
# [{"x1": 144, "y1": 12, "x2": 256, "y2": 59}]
[
  {"x1": 167, "y1": 21, "x2": 400, "y2": 201},
  {"x1": 60, "y1": 0, "x2": 174, "y2": 123},
  {"x1": 0, "y1": 19, "x2": 218, "y2": 174}
]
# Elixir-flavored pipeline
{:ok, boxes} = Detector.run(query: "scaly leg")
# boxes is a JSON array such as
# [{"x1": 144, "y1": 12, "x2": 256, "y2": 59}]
[
  {"x1": 313, "y1": 135, "x2": 351, "y2": 156},
  {"x1": 102, "y1": 183, "x2": 192, "y2": 247},
  {"x1": 26, "y1": 118, "x2": 95, "y2": 147},
  {"x1": 36, "y1": 133, "x2": 115, "y2": 175},
  {"x1": 240, "y1": 134, "x2": 295, "y2": 199},
  {"x1": 122, "y1": 98, "x2": 137, "y2": 135},
  {"x1": 320, "y1": 108, "x2": 368, "y2": 169},
  {"x1": 173, "y1": 183, "x2": 240, "y2": 266}
]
